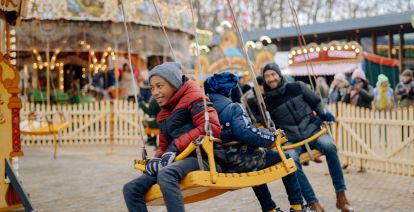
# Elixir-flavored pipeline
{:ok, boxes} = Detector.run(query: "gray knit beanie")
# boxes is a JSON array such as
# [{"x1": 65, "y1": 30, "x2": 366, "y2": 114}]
[{"x1": 149, "y1": 62, "x2": 183, "y2": 90}]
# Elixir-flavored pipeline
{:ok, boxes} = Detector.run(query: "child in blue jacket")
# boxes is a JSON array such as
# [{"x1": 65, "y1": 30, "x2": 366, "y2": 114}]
[{"x1": 204, "y1": 72, "x2": 304, "y2": 212}]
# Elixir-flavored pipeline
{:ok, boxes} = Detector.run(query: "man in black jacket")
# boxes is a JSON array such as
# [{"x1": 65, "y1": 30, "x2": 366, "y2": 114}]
[{"x1": 262, "y1": 62, "x2": 353, "y2": 212}]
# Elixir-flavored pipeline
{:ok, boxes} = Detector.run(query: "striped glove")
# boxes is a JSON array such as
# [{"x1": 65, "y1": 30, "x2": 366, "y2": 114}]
[
  {"x1": 160, "y1": 152, "x2": 176, "y2": 167},
  {"x1": 145, "y1": 158, "x2": 161, "y2": 176}
]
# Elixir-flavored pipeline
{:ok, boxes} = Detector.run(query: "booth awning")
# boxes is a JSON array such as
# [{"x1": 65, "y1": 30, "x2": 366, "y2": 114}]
[{"x1": 282, "y1": 61, "x2": 359, "y2": 76}]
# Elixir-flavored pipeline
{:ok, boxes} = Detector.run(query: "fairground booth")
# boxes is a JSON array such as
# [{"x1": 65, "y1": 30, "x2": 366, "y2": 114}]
[{"x1": 218, "y1": 11, "x2": 414, "y2": 86}]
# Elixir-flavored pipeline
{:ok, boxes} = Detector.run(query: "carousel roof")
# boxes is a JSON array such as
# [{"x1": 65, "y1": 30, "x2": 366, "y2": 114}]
[{"x1": 23, "y1": 0, "x2": 193, "y2": 33}]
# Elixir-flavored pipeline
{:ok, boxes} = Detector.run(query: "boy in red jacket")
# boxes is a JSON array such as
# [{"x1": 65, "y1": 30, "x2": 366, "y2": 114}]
[{"x1": 123, "y1": 62, "x2": 220, "y2": 212}]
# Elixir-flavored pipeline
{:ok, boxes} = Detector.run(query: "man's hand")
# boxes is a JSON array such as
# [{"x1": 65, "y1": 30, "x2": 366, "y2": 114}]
[
  {"x1": 355, "y1": 81, "x2": 364, "y2": 91},
  {"x1": 397, "y1": 86, "x2": 407, "y2": 95},
  {"x1": 319, "y1": 111, "x2": 336, "y2": 122}
]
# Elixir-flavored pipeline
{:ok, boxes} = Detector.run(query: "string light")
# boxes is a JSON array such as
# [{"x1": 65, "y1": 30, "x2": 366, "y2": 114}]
[
  {"x1": 259, "y1": 36, "x2": 272, "y2": 45},
  {"x1": 32, "y1": 48, "x2": 61, "y2": 70},
  {"x1": 79, "y1": 41, "x2": 114, "y2": 72},
  {"x1": 32, "y1": 49, "x2": 64, "y2": 91}
]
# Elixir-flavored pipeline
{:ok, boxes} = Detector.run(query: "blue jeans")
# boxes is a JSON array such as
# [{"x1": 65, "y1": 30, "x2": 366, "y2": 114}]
[
  {"x1": 284, "y1": 134, "x2": 346, "y2": 204},
  {"x1": 252, "y1": 150, "x2": 303, "y2": 211},
  {"x1": 123, "y1": 157, "x2": 203, "y2": 212}
]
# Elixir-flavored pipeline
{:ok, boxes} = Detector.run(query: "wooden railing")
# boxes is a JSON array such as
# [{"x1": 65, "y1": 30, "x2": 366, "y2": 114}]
[
  {"x1": 20, "y1": 100, "x2": 414, "y2": 176},
  {"x1": 327, "y1": 102, "x2": 414, "y2": 176},
  {"x1": 20, "y1": 100, "x2": 146, "y2": 146}
]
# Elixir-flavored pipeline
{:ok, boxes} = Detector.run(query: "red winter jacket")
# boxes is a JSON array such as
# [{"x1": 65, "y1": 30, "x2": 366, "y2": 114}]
[{"x1": 154, "y1": 77, "x2": 221, "y2": 157}]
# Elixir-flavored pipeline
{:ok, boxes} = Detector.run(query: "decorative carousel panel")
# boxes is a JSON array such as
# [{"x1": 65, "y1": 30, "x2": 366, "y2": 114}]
[{"x1": 23, "y1": 0, "x2": 193, "y2": 33}]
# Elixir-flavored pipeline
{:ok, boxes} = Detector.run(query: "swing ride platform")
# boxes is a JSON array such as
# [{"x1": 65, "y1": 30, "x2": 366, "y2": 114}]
[{"x1": 15, "y1": 145, "x2": 414, "y2": 212}]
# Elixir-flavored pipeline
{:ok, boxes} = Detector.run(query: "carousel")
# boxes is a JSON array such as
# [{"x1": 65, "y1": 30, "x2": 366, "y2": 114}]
[
  {"x1": 15, "y1": 0, "x2": 194, "y2": 104},
  {"x1": 192, "y1": 30, "x2": 277, "y2": 82}
]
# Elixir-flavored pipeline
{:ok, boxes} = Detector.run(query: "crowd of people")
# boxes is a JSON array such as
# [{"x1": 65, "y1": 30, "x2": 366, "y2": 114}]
[
  {"x1": 317, "y1": 68, "x2": 414, "y2": 110},
  {"x1": 121, "y1": 61, "x2": 374, "y2": 212}
]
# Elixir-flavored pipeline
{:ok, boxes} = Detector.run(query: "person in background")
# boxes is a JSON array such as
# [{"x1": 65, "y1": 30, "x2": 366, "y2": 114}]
[
  {"x1": 244, "y1": 76, "x2": 266, "y2": 126},
  {"x1": 395, "y1": 69, "x2": 414, "y2": 107},
  {"x1": 139, "y1": 80, "x2": 152, "y2": 103},
  {"x1": 316, "y1": 77, "x2": 329, "y2": 103},
  {"x1": 343, "y1": 68, "x2": 374, "y2": 109},
  {"x1": 121, "y1": 63, "x2": 140, "y2": 101},
  {"x1": 373, "y1": 74, "x2": 395, "y2": 110},
  {"x1": 230, "y1": 85, "x2": 242, "y2": 103},
  {"x1": 329, "y1": 73, "x2": 349, "y2": 104},
  {"x1": 139, "y1": 97, "x2": 161, "y2": 147}
]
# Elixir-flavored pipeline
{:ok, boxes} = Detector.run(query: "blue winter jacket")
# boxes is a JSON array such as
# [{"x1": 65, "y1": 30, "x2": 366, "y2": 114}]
[{"x1": 208, "y1": 93, "x2": 275, "y2": 172}]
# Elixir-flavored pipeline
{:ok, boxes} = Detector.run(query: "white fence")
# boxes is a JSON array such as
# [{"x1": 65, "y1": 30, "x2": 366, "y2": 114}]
[
  {"x1": 20, "y1": 100, "x2": 414, "y2": 176},
  {"x1": 327, "y1": 103, "x2": 414, "y2": 176},
  {"x1": 20, "y1": 100, "x2": 146, "y2": 146}
]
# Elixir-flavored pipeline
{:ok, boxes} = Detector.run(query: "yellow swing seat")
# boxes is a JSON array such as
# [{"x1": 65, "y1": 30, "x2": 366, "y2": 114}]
[
  {"x1": 20, "y1": 121, "x2": 69, "y2": 135},
  {"x1": 20, "y1": 112, "x2": 69, "y2": 135},
  {"x1": 134, "y1": 128, "x2": 328, "y2": 205},
  {"x1": 134, "y1": 131, "x2": 298, "y2": 205},
  {"x1": 20, "y1": 112, "x2": 69, "y2": 159}
]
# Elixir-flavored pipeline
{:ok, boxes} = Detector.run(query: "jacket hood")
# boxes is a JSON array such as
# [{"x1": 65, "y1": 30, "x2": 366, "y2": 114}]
[
  {"x1": 157, "y1": 76, "x2": 206, "y2": 122},
  {"x1": 208, "y1": 93, "x2": 232, "y2": 115}
]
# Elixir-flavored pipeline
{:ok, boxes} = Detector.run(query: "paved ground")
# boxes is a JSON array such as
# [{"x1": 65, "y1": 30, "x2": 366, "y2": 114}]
[{"x1": 13, "y1": 145, "x2": 414, "y2": 212}]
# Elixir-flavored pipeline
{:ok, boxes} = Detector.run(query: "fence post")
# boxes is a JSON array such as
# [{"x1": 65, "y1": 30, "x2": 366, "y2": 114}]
[{"x1": 109, "y1": 101, "x2": 115, "y2": 153}]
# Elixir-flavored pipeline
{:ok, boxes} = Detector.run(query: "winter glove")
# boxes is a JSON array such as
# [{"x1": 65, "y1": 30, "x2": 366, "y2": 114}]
[
  {"x1": 160, "y1": 152, "x2": 176, "y2": 167},
  {"x1": 145, "y1": 158, "x2": 161, "y2": 176},
  {"x1": 138, "y1": 101, "x2": 146, "y2": 109},
  {"x1": 319, "y1": 111, "x2": 336, "y2": 122}
]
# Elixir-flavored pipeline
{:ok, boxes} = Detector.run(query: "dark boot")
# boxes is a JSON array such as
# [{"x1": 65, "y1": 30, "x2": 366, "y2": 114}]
[
  {"x1": 269, "y1": 207, "x2": 283, "y2": 212},
  {"x1": 307, "y1": 201, "x2": 325, "y2": 212},
  {"x1": 336, "y1": 191, "x2": 354, "y2": 212}
]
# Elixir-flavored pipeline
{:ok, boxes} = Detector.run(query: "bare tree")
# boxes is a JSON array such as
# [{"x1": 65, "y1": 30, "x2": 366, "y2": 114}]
[{"x1": 192, "y1": 0, "x2": 414, "y2": 32}]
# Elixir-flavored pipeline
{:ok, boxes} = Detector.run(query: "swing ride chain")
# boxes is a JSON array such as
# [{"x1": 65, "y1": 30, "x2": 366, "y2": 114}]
[
  {"x1": 188, "y1": 0, "x2": 214, "y2": 142},
  {"x1": 193, "y1": 136, "x2": 205, "y2": 171},
  {"x1": 225, "y1": 0, "x2": 274, "y2": 133},
  {"x1": 118, "y1": 0, "x2": 148, "y2": 160}
]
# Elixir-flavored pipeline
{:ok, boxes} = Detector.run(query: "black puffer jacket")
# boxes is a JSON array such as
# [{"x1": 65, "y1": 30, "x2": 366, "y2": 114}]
[{"x1": 262, "y1": 63, "x2": 324, "y2": 143}]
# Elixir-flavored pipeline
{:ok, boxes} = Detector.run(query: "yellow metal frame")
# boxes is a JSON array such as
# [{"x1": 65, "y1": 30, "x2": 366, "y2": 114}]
[
  {"x1": 0, "y1": 203, "x2": 24, "y2": 212},
  {"x1": 282, "y1": 127, "x2": 328, "y2": 164},
  {"x1": 282, "y1": 128, "x2": 327, "y2": 150},
  {"x1": 144, "y1": 127, "x2": 160, "y2": 136},
  {"x1": 135, "y1": 133, "x2": 297, "y2": 205},
  {"x1": 134, "y1": 128, "x2": 329, "y2": 205}
]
